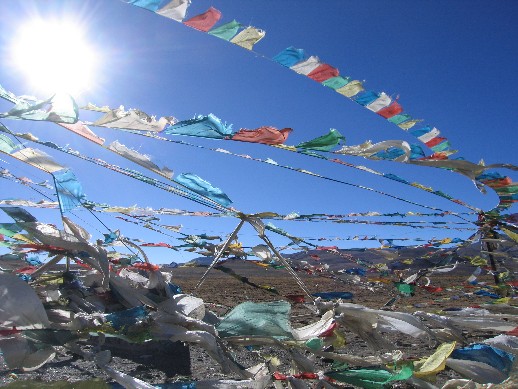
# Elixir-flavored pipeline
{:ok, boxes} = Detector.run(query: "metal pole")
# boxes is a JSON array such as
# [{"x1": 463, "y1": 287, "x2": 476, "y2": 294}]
[
  {"x1": 195, "y1": 219, "x2": 246, "y2": 291},
  {"x1": 30, "y1": 255, "x2": 64, "y2": 280},
  {"x1": 485, "y1": 230, "x2": 500, "y2": 285},
  {"x1": 258, "y1": 232, "x2": 315, "y2": 302}
]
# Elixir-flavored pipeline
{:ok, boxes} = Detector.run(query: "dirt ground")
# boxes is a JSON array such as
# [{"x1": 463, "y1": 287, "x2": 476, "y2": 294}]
[{"x1": 0, "y1": 263, "x2": 511, "y2": 387}]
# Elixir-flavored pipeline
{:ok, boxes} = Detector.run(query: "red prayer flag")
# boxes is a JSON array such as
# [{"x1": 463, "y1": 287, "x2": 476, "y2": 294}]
[
  {"x1": 422, "y1": 285, "x2": 443, "y2": 293},
  {"x1": 183, "y1": 7, "x2": 222, "y2": 32},
  {"x1": 319, "y1": 322, "x2": 338, "y2": 337},
  {"x1": 425, "y1": 136, "x2": 447, "y2": 148},
  {"x1": 294, "y1": 372, "x2": 319, "y2": 379},
  {"x1": 273, "y1": 372, "x2": 288, "y2": 380},
  {"x1": 230, "y1": 127, "x2": 292, "y2": 145},
  {"x1": 377, "y1": 101, "x2": 403, "y2": 118},
  {"x1": 307, "y1": 64, "x2": 339, "y2": 82},
  {"x1": 317, "y1": 246, "x2": 338, "y2": 251},
  {"x1": 13, "y1": 266, "x2": 37, "y2": 274},
  {"x1": 286, "y1": 294, "x2": 305, "y2": 303}
]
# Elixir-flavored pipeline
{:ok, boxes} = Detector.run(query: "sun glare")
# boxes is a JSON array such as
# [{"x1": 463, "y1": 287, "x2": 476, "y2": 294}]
[{"x1": 11, "y1": 19, "x2": 98, "y2": 97}]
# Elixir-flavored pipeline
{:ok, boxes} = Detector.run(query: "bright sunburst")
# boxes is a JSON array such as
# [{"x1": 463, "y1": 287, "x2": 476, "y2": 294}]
[{"x1": 11, "y1": 18, "x2": 98, "y2": 96}]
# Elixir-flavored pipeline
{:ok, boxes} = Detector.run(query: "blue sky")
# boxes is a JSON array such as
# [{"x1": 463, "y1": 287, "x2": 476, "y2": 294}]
[{"x1": 1, "y1": 0, "x2": 517, "y2": 263}]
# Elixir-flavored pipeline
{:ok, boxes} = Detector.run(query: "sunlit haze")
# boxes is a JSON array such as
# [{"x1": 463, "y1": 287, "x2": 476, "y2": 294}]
[{"x1": 11, "y1": 18, "x2": 97, "y2": 96}]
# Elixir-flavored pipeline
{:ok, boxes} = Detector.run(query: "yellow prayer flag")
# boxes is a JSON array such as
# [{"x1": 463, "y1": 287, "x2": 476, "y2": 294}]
[
  {"x1": 414, "y1": 341, "x2": 456, "y2": 378},
  {"x1": 398, "y1": 119, "x2": 421, "y2": 130},
  {"x1": 336, "y1": 80, "x2": 364, "y2": 97}
]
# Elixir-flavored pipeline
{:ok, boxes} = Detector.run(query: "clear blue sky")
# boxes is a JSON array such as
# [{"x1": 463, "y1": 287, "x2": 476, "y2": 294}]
[{"x1": 1, "y1": 0, "x2": 517, "y2": 263}]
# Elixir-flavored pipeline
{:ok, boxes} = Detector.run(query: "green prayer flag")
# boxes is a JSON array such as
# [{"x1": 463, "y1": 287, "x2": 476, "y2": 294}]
[
  {"x1": 395, "y1": 282, "x2": 415, "y2": 296},
  {"x1": 208, "y1": 20, "x2": 241, "y2": 41},
  {"x1": 327, "y1": 366, "x2": 413, "y2": 389},
  {"x1": 216, "y1": 301, "x2": 293, "y2": 339},
  {"x1": 296, "y1": 129, "x2": 345, "y2": 151}
]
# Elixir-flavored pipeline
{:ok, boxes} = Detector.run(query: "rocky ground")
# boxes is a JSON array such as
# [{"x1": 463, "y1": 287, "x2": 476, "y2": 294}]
[{"x1": 0, "y1": 260, "x2": 512, "y2": 387}]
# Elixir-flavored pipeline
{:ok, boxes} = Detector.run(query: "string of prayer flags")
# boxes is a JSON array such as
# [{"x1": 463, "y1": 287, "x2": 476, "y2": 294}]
[
  {"x1": 476, "y1": 171, "x2": 518, "y2": 210},
  {"x1": 2, "y1": 126, "x2": 231, "y2": 212},
  {"x1": 120, "y1": 1, "x2": 468, "y2": 159},
  {"x1": 82, "y1": 118, "x2": 476, "y2": 212}
]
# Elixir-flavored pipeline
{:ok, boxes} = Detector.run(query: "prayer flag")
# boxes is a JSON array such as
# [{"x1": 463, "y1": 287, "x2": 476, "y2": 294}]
[
  {"x1": 183, "y1": 7, "x2": 221, "y2": 32},
  {"x1": 175, "y1": 173, "x2": 232, "y2": 206},
  {"x1": 157, "y1": 0, "x2": 191, "y2": 21},
  {"x1": 208, "y1": 20, "x2": 241, "y2": 41},
  {"x1": 230, "y1": 27, "x2": 265, "y2": 50}
]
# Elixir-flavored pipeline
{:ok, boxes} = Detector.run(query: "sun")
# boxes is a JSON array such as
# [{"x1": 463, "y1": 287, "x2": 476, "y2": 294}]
[{"x1": 11, "y1": 18, "x2": 98, "y2": 97}]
